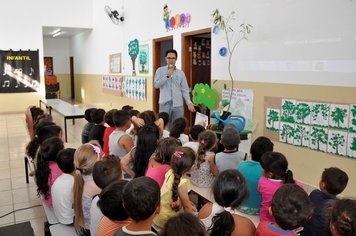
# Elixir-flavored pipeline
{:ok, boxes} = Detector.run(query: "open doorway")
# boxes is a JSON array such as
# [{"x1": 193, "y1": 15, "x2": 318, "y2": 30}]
[
  {"x1": 152, "y1": 36, "x2": 173, "y2": 113},
  {"x1": 182, "y1": 28, "x2": 211, "y2": 127}
]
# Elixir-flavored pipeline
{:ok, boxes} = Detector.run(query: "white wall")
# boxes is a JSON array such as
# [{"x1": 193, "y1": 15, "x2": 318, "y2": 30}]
[
  {"x1": 43, "y1": 38, "x2": 71, "y2": 74},
  {"x1": 0, "y1": 0, "x2": 93, "y2": 112},
  {"x1": 1, "y1": 0, "x2": 355, "y2": 111},
  {"x1": 71, "y1": 0, "x2": 356, "y2": 88}
]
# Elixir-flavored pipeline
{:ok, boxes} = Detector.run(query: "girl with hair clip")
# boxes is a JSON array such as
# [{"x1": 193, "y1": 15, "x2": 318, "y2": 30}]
[
  {"x1": 35, "y1": 136, "x2": 64, "y2": 208},
  {"x1": 198, "y1": 169, "x2": 256, "y2": 236},
  {"x1": 190, "y1": 130, "x2": 219, "y2": 188},
  {"x1": 169, "y1": 117, "x2": 189, "y2": 145},
  {"x1": 121, "y1": 123, "x2": 160, "y2": 178},
  {"x1": 153, "y1": 146, "x2": 197, "y2": 229},
  {"x1": 73, "y1": 143, "x2": 102, "y2": 236},
  {"x1": 258, "y1": 151, "x2": 303, "y2": 223},
  {"x1": 145, "y1": 137, "x2": 181, "y2": 187},
  {"x1": 330, "y1": 199, "x2": 356, "y2": 236}
]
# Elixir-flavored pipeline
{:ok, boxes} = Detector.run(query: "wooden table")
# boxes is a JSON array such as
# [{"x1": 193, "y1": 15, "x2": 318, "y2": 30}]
[{"x1": 39, "y1": 99, "x2": 85, "y2": 142}]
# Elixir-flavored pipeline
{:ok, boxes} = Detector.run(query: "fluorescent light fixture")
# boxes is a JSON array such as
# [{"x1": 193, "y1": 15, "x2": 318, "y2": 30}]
[
  {"x1": 52, "y1": 29, "x2": 61, "y2": 37},
  {"x1": 52, "y1": 31, "x2": 61, "y2": 37}
]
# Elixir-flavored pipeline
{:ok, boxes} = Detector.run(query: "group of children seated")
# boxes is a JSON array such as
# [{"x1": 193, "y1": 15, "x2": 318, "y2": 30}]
[{"x1": 24, "y1": 105, "x2": 355, "y2": 236}]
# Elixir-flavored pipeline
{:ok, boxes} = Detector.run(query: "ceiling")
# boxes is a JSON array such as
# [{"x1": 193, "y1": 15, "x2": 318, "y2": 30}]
[{"x1": 42, "y1": 26, "x2": 91, "y2": 39}]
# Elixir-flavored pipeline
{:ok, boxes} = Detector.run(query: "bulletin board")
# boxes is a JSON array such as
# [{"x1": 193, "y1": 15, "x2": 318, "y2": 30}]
[
  {"x1": 102, "y1": 75, "x2": 146, "y2": 101},
  {"x1": 264, "y1": 96, "x2": 356, "y2": 159}
]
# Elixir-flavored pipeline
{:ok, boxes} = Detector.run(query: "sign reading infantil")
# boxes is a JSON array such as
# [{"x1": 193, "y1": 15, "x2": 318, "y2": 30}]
[{"x1": 0, "y1": 50, "x2": 40, "y2": 93}]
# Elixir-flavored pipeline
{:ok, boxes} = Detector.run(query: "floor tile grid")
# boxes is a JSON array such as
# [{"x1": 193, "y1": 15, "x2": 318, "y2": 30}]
[{"x1": 0, "y1": 110, "x2": 87, "y2": 236}]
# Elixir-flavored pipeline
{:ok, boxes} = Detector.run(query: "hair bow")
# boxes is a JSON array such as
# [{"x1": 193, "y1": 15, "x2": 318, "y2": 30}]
[
  {"x1": 200, "y1": 140, "x2": 205, "y2": 144},
  {"x1": 173, "y1": 151, "x2": 184, "y2": 158},
  {"x1": 223, "y1": 207, "x2": 236, "y2": 214},
  {"x1": 88, "y1": 143, "x2": 101, "y2": 159}
]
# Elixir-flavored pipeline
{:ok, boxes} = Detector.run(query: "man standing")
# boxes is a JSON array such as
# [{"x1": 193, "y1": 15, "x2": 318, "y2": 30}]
[{"x1": 154, "y1": 49, "x2": 195, "y2": 123}]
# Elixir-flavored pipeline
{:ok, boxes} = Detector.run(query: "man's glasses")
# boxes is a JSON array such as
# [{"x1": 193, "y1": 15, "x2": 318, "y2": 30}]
[{"x1": 166, "y1": 57, "x2": 176, "y2": 60}]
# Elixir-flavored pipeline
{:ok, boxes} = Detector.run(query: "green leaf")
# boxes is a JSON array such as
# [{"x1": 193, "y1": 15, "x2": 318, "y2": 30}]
[
  {"x1": 223, "y1": 83, "x2": 227, "y2": 90},
  {"x1": 213, "y1": 80, "x2": 218, "y2": 85}
]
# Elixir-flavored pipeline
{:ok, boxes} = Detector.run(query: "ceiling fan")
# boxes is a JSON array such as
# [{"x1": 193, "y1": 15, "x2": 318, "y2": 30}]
[{"x1": 104, "y1": 5, "x2": 124, "y2": 25}]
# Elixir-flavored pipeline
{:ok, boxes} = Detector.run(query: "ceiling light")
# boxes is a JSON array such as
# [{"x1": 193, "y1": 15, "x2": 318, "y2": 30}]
[{"x1": 52, "y1": 29, "x2": 61, "y2": 37}]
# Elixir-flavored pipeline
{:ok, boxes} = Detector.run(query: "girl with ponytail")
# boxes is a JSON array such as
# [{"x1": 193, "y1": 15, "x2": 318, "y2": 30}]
[
  {"x1": 198, "y1": 169, "x2": 256, "y2": 236},
  {"x1": 73, "y1": 142, "x2": 102, "y2": 235},
  {"x1": 258, "y1": 151, "x2": 303, "y2": 223},
  {"x1": 153, "y1": 146, "x2": 196, "y2": 229}
]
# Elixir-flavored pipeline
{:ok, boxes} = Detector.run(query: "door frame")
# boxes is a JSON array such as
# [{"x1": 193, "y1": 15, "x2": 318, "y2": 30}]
[
  {"x1": 152, "y1": 36, "x2": 173, "y2": 113},
  {"x1": 181, "y1": 28, "x2": 211, "y2": 126}
]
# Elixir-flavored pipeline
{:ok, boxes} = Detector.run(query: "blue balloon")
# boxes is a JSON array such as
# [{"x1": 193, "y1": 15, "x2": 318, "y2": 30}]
[{"x1": 219, "y1": 47, "x2": 227, "y2": 56}]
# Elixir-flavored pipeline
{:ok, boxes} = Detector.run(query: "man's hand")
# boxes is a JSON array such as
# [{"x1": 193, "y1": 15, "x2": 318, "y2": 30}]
[
  {"x1": 167, "y1": 65, "x2": 174, "y2": 77},
  {"x1": 188, "y1": 103, "x2": 196, "y2": 112}
]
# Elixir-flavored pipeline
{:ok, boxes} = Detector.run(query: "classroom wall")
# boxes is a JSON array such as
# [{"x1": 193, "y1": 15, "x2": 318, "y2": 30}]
[
  {"x1": 74, "y1": 74, "x2": 153, "y2": 112},
  {"x1": 0, "y1": 0, "x2": 92, "y2": 112},
  {"x1": 0, "y1": 0, "x2": 355, "y2": 196},
  {"x1": 213, "y1": 80, "x2": 356, "y2": 197}
]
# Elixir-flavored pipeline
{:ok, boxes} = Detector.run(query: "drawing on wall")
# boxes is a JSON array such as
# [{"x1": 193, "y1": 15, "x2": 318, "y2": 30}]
[
  {"x1": 347, "y1": 133, "x2": 356, "y2": 158},
  {"x1": 123, "y1": 76, "x2": 146, "y2": 101},
  {"x1": 295, "y1": 101, "x2": 312, "y2": 125},
  {"x1": 294, "y1": 124, "x2": 310, "y2": 147},
  {"x1": 0, "y1": 50, "x2": 40, "y2": 92},
  {"x1": 279, "y1": 122, "x2": 295, "y2": 144},
  {"x1": 327, "y1": 130, "x2": 347, "y2": 156},
  {"x1": 109, "y1": 53, "x2": 121, "y2": 74},
  {"x1": 128, "y1": 39, "x2": 139, "y2": 76},
  {"x1": 264, "y1": 96, "x2": 356, "y2": 160},
  {"x1": 311, "y1": 102, "x2": 329, "y2": 127},
  {"x1": 162, "y1": 4, "x2": 191, "y2": 31},
  {"x1": 102, "y1": 75, "x2": 146, "y2": 100},
  {"x1": 102, "y1": 75, "x2": 124, "y2": 96},
  {"x1": 349, "y1": 104, "x2": 356, "y2": 133},
  {"x1": 138, "y1": 44, "x2": 149, "y2": 74},
  {"x1": 266, "y1": 108, "x2": 280, "y2": 131},
  {"x1": 309, "y1": 126, "x2": 328, "y2": 152},
  {"x1": 281, "y1": 99, "x2": 296, "y2": 123},
  {"x1": 329, "y1": 104, "x2": 349, "y2": 130}
]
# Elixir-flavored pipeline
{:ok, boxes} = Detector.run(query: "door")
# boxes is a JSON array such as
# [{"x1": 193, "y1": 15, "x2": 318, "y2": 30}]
[
  {"x1": 182, "y1": 28, "x2": 211, "y2": 127},
  {"x1": 152, "y1": 36, "x2": 173, "y2": 113}
]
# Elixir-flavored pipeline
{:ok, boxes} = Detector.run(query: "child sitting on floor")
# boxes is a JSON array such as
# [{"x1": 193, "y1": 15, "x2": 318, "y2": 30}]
[
  {"x1": 256, "y1": 184, "x2": 313, "y2": 236},
  {"x1": 215, "y1": 124, "x2": 246, "y2": 173},
  {"x1": 190, "y1": 130, "x2": 218, "y2": 188},
  {"x1": 114, "y1": 177, "x2": 161, "y2": 236},
  {"x1": 153, "y1": 147, "x2": 197, "y2": 229},
  {"x1": 301, "y1": 167, "x2": 349, "y2": 236},
  {"x1": 258, "y1": 151, "x2": 303, "y2": 223}
]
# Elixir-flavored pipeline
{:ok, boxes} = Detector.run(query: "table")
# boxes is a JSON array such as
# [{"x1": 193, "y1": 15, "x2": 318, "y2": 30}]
[{"x1": 39, "y1": 99, "x2": 85, "y2": 142}]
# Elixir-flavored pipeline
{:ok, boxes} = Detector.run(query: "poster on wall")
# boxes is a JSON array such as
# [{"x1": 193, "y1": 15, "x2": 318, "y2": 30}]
[
  {"x1": 0, "y1": 50, "x2": 40, "y2": 92},
  {"x1": 109, "y1": 53, "x2": 121, "y2": 74},
  {"x1": 264, "y1": 96, "x2": 356, "y2": 159},
  {"x1": 138, "y1": 44, "x2": 149, "y2": 74},
  {"x1": 102, "y1": 75, "x2": 146, "y2": 101},
  {"x1": 44, "y1": 57, "x2": 53, "y2": 76}
]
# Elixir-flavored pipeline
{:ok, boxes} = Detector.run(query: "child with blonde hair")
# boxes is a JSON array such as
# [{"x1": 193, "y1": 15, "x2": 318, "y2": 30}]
[
  {"x1": 73, "y1": 143, "x2": 102, "y2": 235},
  {"x1": 153, "y1": 146, "x2": 197, "y2": 229}
]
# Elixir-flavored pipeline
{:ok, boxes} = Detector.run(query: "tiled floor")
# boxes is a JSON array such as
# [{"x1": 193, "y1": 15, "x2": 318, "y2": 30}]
[{"x1": 0, "y1": 109, "x2": 85, "y2": 236}]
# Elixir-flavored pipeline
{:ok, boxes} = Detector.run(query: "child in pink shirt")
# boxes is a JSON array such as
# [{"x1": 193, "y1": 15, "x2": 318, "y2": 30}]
[
  {"x1": 145, "y1": 137, "x2": 181, "y2": 187},
  {"x1": 257, "y1": 152, "x2": 303, "y2": 223},
  {"x1": 35, "y1": 136, "x2": 64, "y2": 208}
]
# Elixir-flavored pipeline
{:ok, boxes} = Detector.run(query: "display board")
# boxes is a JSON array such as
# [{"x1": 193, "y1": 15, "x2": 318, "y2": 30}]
[{"x1": 264, "y1": 96, "x2": 356, "y2": 159}]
